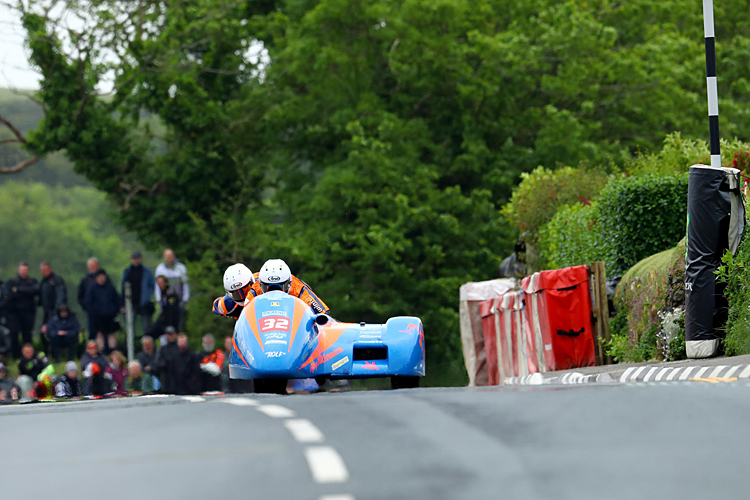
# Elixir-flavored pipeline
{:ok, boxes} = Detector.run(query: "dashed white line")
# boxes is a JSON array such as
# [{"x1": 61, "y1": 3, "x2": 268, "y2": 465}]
[
  {"x1": 285, "y1": 419, "x2": 325, "y2": 443},
  {"x1": 692, "y1": 366, "x2": 710, "y2": 379},
  {"x1": 305, "y1": 446, "x2": 350, "y2": 483},
  {"x1": 679, "y1": 367, "x2": 695, "y2": 381},
  {"x1": 182, "y1": 396, "x2": 205, "y2": 403},
  {"x1": 643, "y1": 367, "x2": 659, "y2": 382},
  {"x1": 257, "y1": 404, "x2": 296, "y2": 418},
  {"x1": 738, "y1": 365, "x2": 750, "y2": 379},
  {"x1": 724, "y1": 365, "x2": 741, "y2": 379},
  {"x1": 666, "y1": 368, "x2": 682, "y2": 381},
  {"x1": 219, "y1": 397, "x2": 258, "y2": 406},
  {"x1": 319, "y1": 495, "x2": 356, "y2": 500},
  {"x1": 629, "y1": 366, "x2": 647, "y2": 382}
]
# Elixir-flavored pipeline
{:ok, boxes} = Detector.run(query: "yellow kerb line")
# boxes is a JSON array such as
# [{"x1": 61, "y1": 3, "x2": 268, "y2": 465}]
[{"x1": 689, "y1": 377, "x2": 738, "y2": 383}]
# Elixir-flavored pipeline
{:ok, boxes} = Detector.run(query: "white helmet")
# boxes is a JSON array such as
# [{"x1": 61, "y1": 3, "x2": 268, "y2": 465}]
[
  {"x1": 259, "y1": 259, "x2": 292, "y2": 293},
  {"x1": 223, "y1": 263, "x2": 255, "y2": 302}
]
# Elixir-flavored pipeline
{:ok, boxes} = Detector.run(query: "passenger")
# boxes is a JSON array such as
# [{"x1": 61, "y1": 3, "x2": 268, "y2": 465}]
[{"x1": 212, "y1": 260, "x2": 329, "y2": 319}]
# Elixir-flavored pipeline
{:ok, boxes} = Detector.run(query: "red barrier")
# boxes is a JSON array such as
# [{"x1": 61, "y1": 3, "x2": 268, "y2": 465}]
[
  {"x1": 522, "y1": 265, "x2": 596, "y2": 371},
  {"x1": 479, "y1": 299, "x2": 499, "y2": 386}
]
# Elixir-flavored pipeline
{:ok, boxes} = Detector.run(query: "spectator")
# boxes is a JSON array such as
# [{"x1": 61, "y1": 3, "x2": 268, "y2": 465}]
[
  {"x1": 84, "y1": 270, "x2": 120, "y2": 352},
  {"x1": 3, "y1": 263, "x2": 39, "y2": 357},
  {"x1": 154, "y1": 249, "x2": 189, "y2": 330},
  {"x1": 0, "y1": 270, "x2": 10, "y2": 358},
  {"x1": 137, "y1": 335, "x2": 157, "y2": 377},
  {"x1": 17, "y1": 343, "x2": 54, "y2": 399},
  {"x1": 153, "y1": 326, "x2": 177, "y2": 390},
  {"x1": 198, "y1": 334, "x2": 225, "y2": 392},
  {"x1": 125, "y1": 360, "x2": 154, "y2": 395},
  {"x1": 106, "y1": 350, "x2": 128, "y2": 396},
  {"x1": 46, "y1": 304, "x2": 81, "y2": 363},
  {"x1": 0, "y1": 362, "x2": 20, "y2": 403},
  {"x1": 80, "y1": 340, "x2": 109, "y2": 396},
  {"x1": 77, "y1": 257, "x2": 101, "y2": 335},
  {"x1": 55, "y1": 361, "x2": 82, "y2": 399},
  {"x1": 121, "y1": 252, "x2": 155, "y2": 335},
  {"x1": 146, "y1": 276, "x2": 180, "y2": 338},
  {"x1": 157, "y1": 333, "x2": 199, "y2": 395},
  {"x1": 39, "y1": 262, "x2": 67, "y2": 328}
]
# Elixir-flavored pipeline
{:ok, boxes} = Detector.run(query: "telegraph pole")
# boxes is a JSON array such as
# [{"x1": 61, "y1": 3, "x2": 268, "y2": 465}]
[{"x1": 703, "y1": 0, "x2": 720, "y2": 167}]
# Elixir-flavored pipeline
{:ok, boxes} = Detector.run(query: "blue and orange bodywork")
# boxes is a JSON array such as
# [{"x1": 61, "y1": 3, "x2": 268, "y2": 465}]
[{"x1": 228, "y1": 291, "x2": 425, "y2": 380}]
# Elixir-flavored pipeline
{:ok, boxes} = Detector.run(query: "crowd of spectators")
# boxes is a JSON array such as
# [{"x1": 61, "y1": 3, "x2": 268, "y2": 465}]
[{"x1": 0, "y1": 249, "x2": 236, "y2": 403}]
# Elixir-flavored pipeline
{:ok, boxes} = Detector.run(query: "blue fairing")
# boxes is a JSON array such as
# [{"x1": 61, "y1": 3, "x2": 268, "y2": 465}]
[{"x1": 229, "y1": 291, "x2": 425, "y2": 380}]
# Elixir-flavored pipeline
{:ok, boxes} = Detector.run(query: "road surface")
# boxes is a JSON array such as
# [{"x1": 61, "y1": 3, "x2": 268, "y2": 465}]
[{"x1": 1, "y1": 380, "x2": 747, "y2": 499}]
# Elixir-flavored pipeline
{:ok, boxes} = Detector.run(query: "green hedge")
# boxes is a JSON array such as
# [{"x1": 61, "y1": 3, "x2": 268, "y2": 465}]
[
  {"x1": 538, "y1": 202, "x2": 613, "y2": 270},
  {"x1": 718, "y1": 229, "x2": 750, "y2": 355},
  {"x1": 598, "y1": 173, "x2": 688, "y2": 274}
]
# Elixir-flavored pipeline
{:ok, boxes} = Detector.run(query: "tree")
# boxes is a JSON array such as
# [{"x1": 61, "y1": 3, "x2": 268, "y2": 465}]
[{"x1": 9, "y1": 0, "x2": 750, "y2": 382}]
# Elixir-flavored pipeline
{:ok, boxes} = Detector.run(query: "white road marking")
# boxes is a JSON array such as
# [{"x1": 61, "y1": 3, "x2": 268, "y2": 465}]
[
  {"x1": 738, "y1": 365, "x2": 750, "y2": 379},
  {"x1": 643, "y1": 367, "x2": 659, "y2": 382},
  {"x1": 285, "y1": 419, "x2": 325, "y2": 443},
  {"x1": 666, "y1": 368, "x2": 682, "y2": 381},
  {"x1": 708, "y1": 365, "x2": 728, "y2": 378},
  {"x1": 305, "y1": 446, "x2": 350, "y2": 483},
  {"x1": 619, "y1": 367, "x2": 635, "y2": 383},
  {"x1": 679, "y1": 367, "x2": 695, "y2": 381},
  {"x1": 723, "y1": 365, "x2": 741, "y2": 379},
  {"x1": 319, "y1": 496, "x2": 356, "y2": 500},
  {"x1": 654, "y1": 368, "x2": 670, "y2": 381},
  {"x1": 219, "y1": 397, "x2": 258, "y2": 406},
  {"x1": 629, "y1": 366, "x2": 647, "y2": 382},
  {"x1": 692, "y1": 366, "x2": 710, "y2": 379},
  {"x1": 257, "y1": 404, "x2": 296, "y2": 418},
  {"x1": 182, "y1": 396, "x2": 205, "y2": 403}
]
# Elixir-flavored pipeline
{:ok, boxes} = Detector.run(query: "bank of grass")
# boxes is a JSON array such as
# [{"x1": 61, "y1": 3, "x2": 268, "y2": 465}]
[
  {"x1": 609, "y1": 239, "x2": 686, "y2": 363},
  {"x1": 718, "y1": 226, "x2": 750, "y2": 355}
]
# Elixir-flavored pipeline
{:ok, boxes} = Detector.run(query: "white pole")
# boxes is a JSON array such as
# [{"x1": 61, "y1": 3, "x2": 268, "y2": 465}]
[{"x1": 703, "y1": 0, "x2": 721, "y2": 168}]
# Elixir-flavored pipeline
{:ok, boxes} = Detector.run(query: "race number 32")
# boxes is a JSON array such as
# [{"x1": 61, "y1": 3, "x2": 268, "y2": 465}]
[{"x1": 259, "y1": 317, "x2": 290, "y2": 333}]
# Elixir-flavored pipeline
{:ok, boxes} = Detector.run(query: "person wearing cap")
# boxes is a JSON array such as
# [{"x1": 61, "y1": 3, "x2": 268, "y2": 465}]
[
  {"x1": 153, "y1": 326, "x2": 178, "y2": 390},
  {"x1": 121, "y1": 252, "x2": 155, "y2": 335},
  {"x1": 0, "y1": 362, "x2": 20, "y2": 403},
  {"x1": 55, "y1": 361, "x2": 82, "y2": 398},
  {"x1": 46, "y1": 304, "x2": 81, "y2": 363},
  {"x1": 83, "y1": 270, "x2": 120, "y2": 352}
]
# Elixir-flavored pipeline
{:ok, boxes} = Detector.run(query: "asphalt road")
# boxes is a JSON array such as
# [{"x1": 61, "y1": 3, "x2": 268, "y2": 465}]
[{"x1": 1, "y1": 380, "x2": 748, "y2": 500}]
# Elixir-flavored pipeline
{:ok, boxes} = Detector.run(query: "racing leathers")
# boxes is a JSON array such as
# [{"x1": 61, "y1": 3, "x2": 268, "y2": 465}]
[{"x1": 212, "y1": 273, "x2": 328, "y2": 318}]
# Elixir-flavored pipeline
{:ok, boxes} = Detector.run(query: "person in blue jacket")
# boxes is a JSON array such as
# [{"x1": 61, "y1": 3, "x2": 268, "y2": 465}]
[{"x1": 121, "y1": 252, "x2": 155, "y2": 336}]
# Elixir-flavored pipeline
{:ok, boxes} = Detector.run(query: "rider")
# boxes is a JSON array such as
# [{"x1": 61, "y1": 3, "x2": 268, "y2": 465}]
[{"x1": 212, "y1": 259, "x2": 329, "y2": 319}]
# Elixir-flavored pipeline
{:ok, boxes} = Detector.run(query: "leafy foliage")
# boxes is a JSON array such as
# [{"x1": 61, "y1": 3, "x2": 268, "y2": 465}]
[
  {"x1": 0, "y1": 181, "x2": 154, "y2": 321},
  {"x1": 13, "y1": 0, "x2": 750, "y2": 382},
  {"x1": 718, "y1": 233, "x2": 750, "y2": 356},
  {"x1": 502, "y1": 166, "x2": 609, "y2": 270},
  {"x1": 538, "y1": 202, "x2": 612, "y2": 270},
  {"x1": 598, "y1": 174, "x2": 688, "y2": 274}
]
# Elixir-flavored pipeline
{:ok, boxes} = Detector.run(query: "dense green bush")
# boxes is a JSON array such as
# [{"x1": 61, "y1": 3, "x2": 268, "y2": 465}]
[
  {"x1": 718, "y1": 231, "x2": 750, "y2": 356},
  {"x1": 538, "y1": 202, "x2": 613, "y2": 270},
  {"x1": 598, "y1": 173, "x2": 688, "y2": 274},
  {"x1": 502, "y1": 165, "x2": 610, "y2": 270}
]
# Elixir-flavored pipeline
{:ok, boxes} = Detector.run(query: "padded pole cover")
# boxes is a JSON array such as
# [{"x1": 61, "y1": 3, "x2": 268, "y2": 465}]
[{"x1": 685, "y1": 165, "x2": 744, "y2": 358}]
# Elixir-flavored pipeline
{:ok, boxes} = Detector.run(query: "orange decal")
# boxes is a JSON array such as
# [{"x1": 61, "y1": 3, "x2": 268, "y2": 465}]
[
  {"x1": 300, "y1": 324, "x2": 352, "y2": 369},
  {"x1": 232, "y1": 337, "x2": 251, "y2": 369},
  {"x1": 288, "y1": 299, "x2": 307, "y2": 353},
  {"x1": 243, "y1": 301, "x2": 264, "y2": 352}
]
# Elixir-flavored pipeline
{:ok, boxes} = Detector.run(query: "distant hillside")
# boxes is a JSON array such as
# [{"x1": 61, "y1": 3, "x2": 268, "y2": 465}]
[{"x1": 0, "y1": 88, "x2": 89, "y2": 187}]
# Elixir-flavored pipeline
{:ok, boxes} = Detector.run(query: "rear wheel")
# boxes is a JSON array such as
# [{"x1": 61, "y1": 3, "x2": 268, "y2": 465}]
[
  {"x1": 390, "y1": 376, "x2": 420, "y2": 390},
  {"x1": 253, "y1": 379, "x2": 289, "y2": 395}
]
